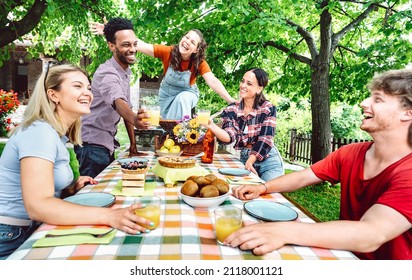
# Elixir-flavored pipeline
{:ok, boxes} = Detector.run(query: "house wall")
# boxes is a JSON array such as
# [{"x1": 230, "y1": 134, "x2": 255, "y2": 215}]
[{"x1": 0, "y1": 48, "x2": 42, "y2": 102}]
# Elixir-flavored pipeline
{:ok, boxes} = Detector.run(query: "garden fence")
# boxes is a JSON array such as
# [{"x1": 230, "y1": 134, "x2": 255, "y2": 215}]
[{"x1": 284, "y1": 128, "x2": 370, "y2": 165}]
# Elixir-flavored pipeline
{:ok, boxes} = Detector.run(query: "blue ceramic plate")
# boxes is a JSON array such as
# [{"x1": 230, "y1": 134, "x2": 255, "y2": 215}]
[
  {"x1": 218, "y1": 168, "x2": 250, "y2": 176},
  {"x1": 244, "y1": 201, "x2": 298, "y2": 222},
  {"x1": 64, "y1": 193, "x2": 116, "y2": 208},
  {"x1": 117, "y1": 157, "x2": 149, "y2": 164}
]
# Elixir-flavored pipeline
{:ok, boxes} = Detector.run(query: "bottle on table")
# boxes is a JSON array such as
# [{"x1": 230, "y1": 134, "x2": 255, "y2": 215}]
[{"x1": 201, "y1": 129, "x2": 215, "y2": 164}]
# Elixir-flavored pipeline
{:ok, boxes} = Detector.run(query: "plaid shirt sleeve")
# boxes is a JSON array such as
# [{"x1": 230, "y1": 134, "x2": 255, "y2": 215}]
[
  {"x1": 250, "y1": 101, "x2": 276, "y2": 161},
  {"x1": 221, "y1": 101, "x2": 276, "y2": 161},
  {"x1": 220, "y1": 103, "x2": 240, "y2": 144}
]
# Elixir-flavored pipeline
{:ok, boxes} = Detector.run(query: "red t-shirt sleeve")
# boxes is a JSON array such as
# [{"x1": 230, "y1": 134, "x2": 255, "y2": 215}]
[
  {"x1": 376, "y1": 165, "x2": 412, "y2": 223},
  {"x1": 310, "y1": 147, "x2": 345, "y2": 185}
]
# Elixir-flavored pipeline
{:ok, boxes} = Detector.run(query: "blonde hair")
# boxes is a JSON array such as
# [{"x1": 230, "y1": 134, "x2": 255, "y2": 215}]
[{"x1": 10, "y1": 64, "x2": 88, "y2": 145}]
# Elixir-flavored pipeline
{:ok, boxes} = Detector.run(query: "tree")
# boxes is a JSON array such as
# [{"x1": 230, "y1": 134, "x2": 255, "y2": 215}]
[
  {"x1": 2, "y1": 1, "x2": 411, "y2": 163},
  {"x1": 0, "y1": 0, "x2": 117, "y2": 65},
  {"x1": 124, "y1": 0, "x2": 412, "y2": 162},
  {"x1": 0, "y1": 0, "x2": 47, "y2": 49}
]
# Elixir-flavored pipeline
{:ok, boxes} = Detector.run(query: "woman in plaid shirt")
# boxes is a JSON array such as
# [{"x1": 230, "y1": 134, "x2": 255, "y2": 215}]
[{"x1": 204, "y1": 68, "x2": 284, "y2": 181}]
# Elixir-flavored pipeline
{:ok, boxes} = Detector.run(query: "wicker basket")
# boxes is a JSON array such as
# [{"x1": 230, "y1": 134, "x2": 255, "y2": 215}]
[
  {"x1": 121, "y1": 167, "x2": 148, "y2": 174},
  {"x1": 157, "y1": 119, "x2": 204, "y2": 156},
  {"x1": 179, "y1": 142, "x2": 203, "y2": 156},
  {"x1": 159, "y1": 120, "x2": 179, "y2": 134}
]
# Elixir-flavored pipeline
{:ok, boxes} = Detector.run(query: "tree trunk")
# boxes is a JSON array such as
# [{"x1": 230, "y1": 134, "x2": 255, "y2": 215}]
[
  {"x1": 310, "y1": 2, "x2": 332, "y2": 163},
  {"x1": 310, "y1": 61, "x2": 332, "y2": 163},
  {"x1": 0, "y1": 0, "x2": 47, "y2": 48}
]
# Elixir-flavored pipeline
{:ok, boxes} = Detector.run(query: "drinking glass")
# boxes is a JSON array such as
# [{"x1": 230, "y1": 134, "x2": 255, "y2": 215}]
[
  {"x1": 134, "y1": 196, "x2": 161, "y2": 230},
  {"x1": 148, "y1": 106, "x2": 160, "y2": 127},
  {"x1": 196, "y1": 109, "x2": 211, "y2": 125},
  {"x1": 214, "y1": 205, "x2": 242, "y2": 245}
]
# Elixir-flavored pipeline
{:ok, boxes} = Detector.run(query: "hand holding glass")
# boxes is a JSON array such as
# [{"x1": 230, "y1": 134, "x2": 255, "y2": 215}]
[
  {"x1": 141, "y1": 106, "x2": 160, "y2": 127},
  {"x1": 196, "y1": 109, "x2": 211, "y2": 125},
  {"x1": 148, "y1": 106, "x2": 160, "y2": 126},
  {"x1": 214, "y1": 206, "x2": 242, "y2": 244},
  {"x1": 134, "y1": 196, "x2": 161, "y2": 230}
]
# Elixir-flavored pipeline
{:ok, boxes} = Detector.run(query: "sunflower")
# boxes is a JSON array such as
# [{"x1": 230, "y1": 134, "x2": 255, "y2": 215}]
[
  {"x1": 172, "y1": 116, "x2": 206, "y2": 144},
  {"x1": 173, "y1": 124, "x2": 182, "y2": 135},
  {"x1": 186, "y1": 129, "x2": 200, "y2": 144},
  {"x1": 189, "y1": 118, "x2": 199, "y2": 129}
]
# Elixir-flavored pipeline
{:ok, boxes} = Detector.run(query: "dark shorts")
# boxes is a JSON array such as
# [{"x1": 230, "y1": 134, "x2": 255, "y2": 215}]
[{"x1": 74, "y1": 143, "x2": 114, "y2": 178}]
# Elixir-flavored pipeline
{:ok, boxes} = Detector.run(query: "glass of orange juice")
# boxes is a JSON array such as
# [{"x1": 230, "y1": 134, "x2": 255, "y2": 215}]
[
  {"x1": 134, "y1": 196, "x2": 161, "y2": 230},
  {"x1": 196, "y1": 109, "x2": 211, "y2": 125},
  {"x1": 148, "y1": 106, "x2": 160, "y2": 127},
  {"x1": 141, "y1": 105, "x2": 150, "y2": 123},
  {"x1": 214, "y1": 206, "x2": 242, "y2": 245}
]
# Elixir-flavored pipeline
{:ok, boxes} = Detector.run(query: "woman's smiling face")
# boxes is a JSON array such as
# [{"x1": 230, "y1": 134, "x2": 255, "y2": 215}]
[
  {"x1": 178, "y1": 30, "x2": 201, "y2": 59},
  {"x1": 49, "y1": 71, "x2": 93, "y2": 124},
  {"x1": 239, "y1": 70, "x2": 263, "y2": 101}
]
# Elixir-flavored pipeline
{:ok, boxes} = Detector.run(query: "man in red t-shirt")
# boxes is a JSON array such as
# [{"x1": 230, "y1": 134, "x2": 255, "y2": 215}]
[{"x1": 230, "y1": 69, "x2": 412, "y2": 260}]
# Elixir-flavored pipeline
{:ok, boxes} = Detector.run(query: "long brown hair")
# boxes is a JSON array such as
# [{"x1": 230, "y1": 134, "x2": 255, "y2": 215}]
[
  {"x1": 169, "y1": 29, "x2": 207, "y2": 76},
  {"x1": 250, "y1": 68, "x2": 269, "y2": 109}
]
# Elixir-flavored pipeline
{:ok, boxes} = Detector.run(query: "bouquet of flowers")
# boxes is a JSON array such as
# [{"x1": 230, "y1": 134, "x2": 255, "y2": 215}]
[
  {"x1": 0, "y1": 89, "x2": 20, "y2": 137},
  {"x1": 172, "y1": 115, "x2": 207, "y2": 144}
]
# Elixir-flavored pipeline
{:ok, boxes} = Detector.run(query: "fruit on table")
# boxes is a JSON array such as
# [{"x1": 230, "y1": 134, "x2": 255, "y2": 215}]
[
  {"x1": 121, "y1": 161, "x2": 147, "y2": 170},
  {"x1": 169, "y1": 145, "x2": 181, "y2": 153},
  {"x1": 160, "y1": 146, "x2": 169, "y2": 153},
  {"x1": 164, "y1": 139, "x2": 175, "y2": 149}
]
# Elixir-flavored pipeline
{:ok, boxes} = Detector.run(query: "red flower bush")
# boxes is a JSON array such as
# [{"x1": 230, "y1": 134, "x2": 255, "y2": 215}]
[{"x1": 0, "y1": 89, "x2": 20, "y2": 137}]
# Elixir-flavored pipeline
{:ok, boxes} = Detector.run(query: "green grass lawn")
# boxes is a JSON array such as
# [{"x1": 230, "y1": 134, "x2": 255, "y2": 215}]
[
  {"x1": 282, "y1": 182, "x2": 340, "y2": 222},
  {"x1": 0, "y1": 122, "x2": 340, "y2": 222}
]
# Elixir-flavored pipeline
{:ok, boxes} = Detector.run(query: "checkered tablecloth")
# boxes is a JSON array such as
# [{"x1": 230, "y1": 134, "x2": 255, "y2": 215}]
[{"x1": 8, "y1": 152, "x2": 358, "y2": 260}]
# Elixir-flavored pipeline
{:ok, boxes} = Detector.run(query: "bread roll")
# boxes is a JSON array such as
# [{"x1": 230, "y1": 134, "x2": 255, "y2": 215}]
[
  {"x1": 181, "y1": 180, "x2": 199, "y2": 196},
  {"x1": 212, "y1": 178, "x2": 230, "y2": 195},
  {"x1": 204, "y1": 174, "x2": 217, "y2": 182},
  {"x1": 194, "y1": 176, "x2": 212, "y2": 188},
  {"x1": 200, "y1": 185, "x2": 220, "y2": 198}
]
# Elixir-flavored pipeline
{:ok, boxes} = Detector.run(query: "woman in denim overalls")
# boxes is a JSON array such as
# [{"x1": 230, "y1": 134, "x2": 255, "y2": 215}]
[
  {"x1": 158, "y1": 66, "x2": 200, "y2": 119},
  {"x1": 90, "y1": 23, "x2": 236, "y2": 119},
  {"x1": 146, "y1": 29, "x2": 235, "y2": 119}
]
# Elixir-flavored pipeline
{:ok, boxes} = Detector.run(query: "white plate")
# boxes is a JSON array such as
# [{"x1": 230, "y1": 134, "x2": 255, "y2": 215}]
[
  {"x1": 244, "y1": 200, "x2": 298, "y2": 222},
  {"x1": 218, "y1": 168, "x2": 250, "y2": 176},
  {"x1": 64, "y1": 193, "x2": 116, "y2": 207},
  {"x1": 117, "y1": 157, "x2": 149, "y2": 164}
]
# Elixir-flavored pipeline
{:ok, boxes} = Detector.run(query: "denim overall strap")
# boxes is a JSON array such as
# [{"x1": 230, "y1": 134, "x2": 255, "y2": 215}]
[{"x1": 159, "y1": 67, "x2": 199, "y2": 120}]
